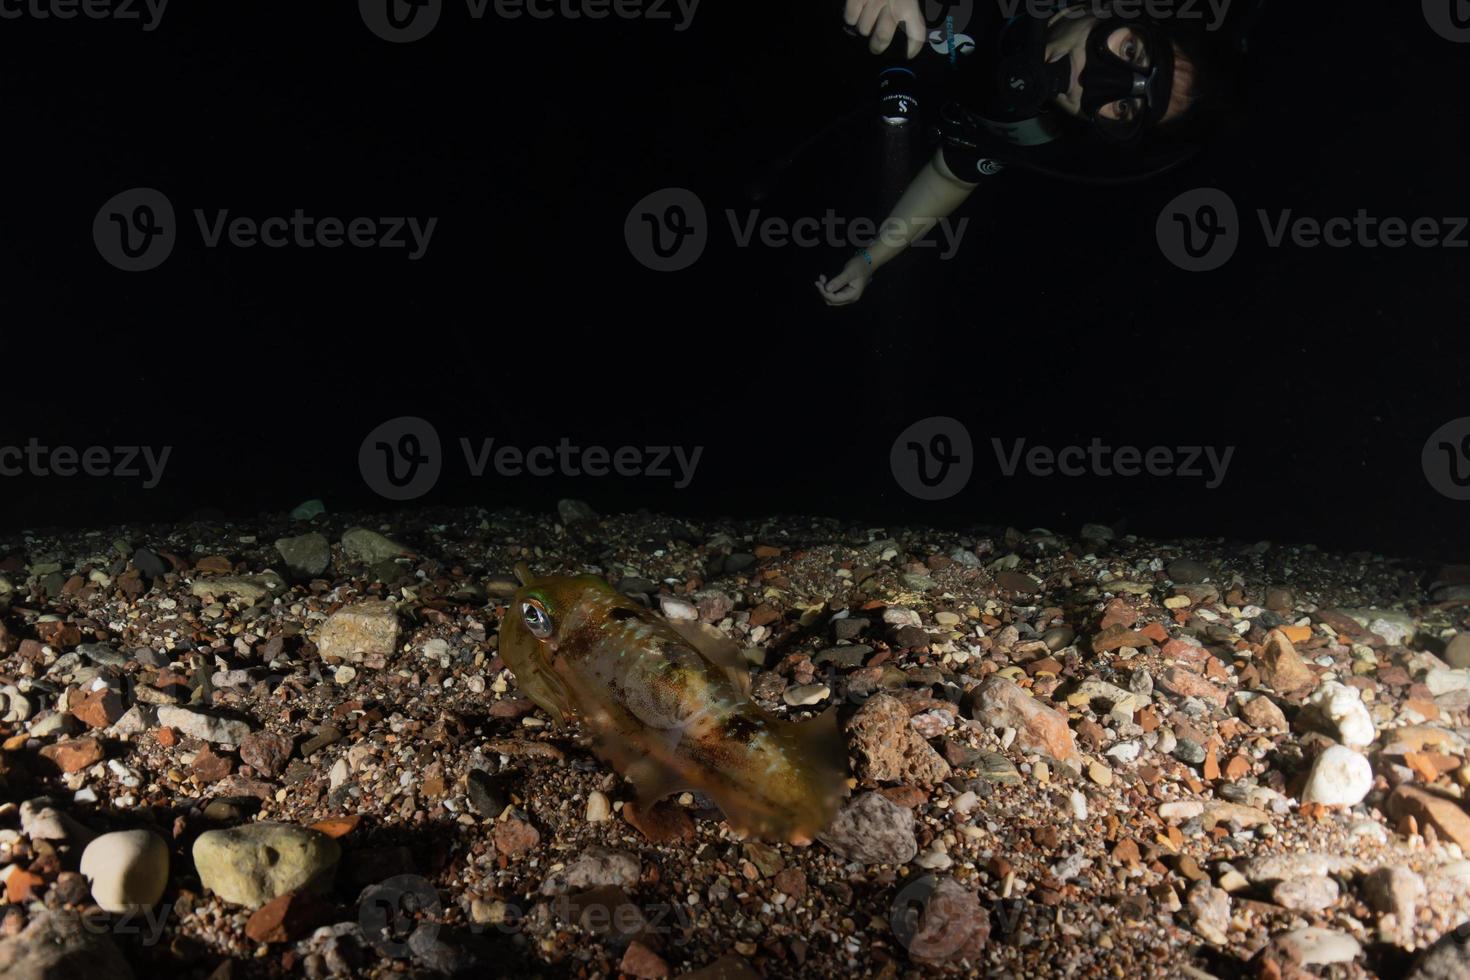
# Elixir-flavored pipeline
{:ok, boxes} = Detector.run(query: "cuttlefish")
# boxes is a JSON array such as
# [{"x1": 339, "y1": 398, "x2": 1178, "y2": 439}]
[{"x1": 498, "y1": 564, "x2": 845, "y2": 843}]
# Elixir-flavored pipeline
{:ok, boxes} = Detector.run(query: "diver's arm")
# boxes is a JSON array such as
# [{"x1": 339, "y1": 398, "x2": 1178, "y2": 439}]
[
  {"x1": 863, "y1": 148, "x2": 979, "y2": 271},
  {"x1": 815, "y1": 149, "x2": 979, "y2": 307}
]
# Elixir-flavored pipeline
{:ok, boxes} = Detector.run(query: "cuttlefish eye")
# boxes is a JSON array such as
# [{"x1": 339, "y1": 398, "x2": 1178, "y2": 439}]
[{"x1": 521, "y1": 599, "x2": 554, "y2": 639}]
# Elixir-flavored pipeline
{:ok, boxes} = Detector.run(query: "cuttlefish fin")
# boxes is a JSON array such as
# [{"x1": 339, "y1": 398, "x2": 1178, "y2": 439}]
[
  {"x1": 669, "y1": 620, "x2": 752, "y2": 696},
  {"x1": 620, "y1": 753, "x2": 694, "y2": 807}
]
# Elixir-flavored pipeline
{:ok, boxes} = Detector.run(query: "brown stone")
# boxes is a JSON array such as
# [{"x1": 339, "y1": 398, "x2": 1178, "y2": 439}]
[
  {"x1": 1240, "y1": 696, "x2": 1287, "y2": 732},
  {"x1": 1158, "y1": 668, "x2": 1227, "y2": 707},
  {"x1": 69, "y1": 687, "x2": 125, "y2": 729},
  {"x1": 967, "y1": 676, "x2": 1079, "y2": 765},
  {"x1": 994, "y1": 571, "x2": 1040, "y2": 594},
  {"x1": 36, "y1": 621, "x2": 82, "y2": 648},
  {"x1": 1093, "y1": 625, "x2": 1150, "y2": 653},
  {"x1": 244, "y1": 890, "x2": 334, "y2": 944},
  {"x1": 239, "y1": 731, "x2": 293, "y2": 777},
  {"x1": 902, "y1": 875, "x2": 989, "y2": 966},
  {"x1": 493, "y1": 816, "x2": 541, "y2": 857},
  {"x1": 194, "y1": 556, "x2": 234, "y2": 574},
  {"x1": 773, "y1": 867, "x2": 807, "y2": 900},
  {"x1": 623, "y1": 800, "x2": 695, "y2": 844},
  {"x1": 620, "y1": 940, "x2": 670, "y2": 979},
  {"x1": 191, "y1": 745, "x2": 233, "y2": 783},
  {"x1": 38, "y1": 736, "x2": 104, "y2": 773},
  {"x1": 846, "y1": 693, "x2": 952, "y2": 787},
  {"x1": 1387, "y1": 786, "x2": 1470, "y2": 850},
  {"x1": 1258, "y1": 629, "x2": 1316, "y2": 696}
]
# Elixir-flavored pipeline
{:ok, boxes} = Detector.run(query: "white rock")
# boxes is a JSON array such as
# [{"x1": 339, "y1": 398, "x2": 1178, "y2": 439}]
[
  {"x1": 1158, "y1": 801, "x2": 1205, "y2": 821},
  {"x1": 1301, "y1": 745, "x2": 1373, "y2": 807},
  {"x1": 585, "y1": 791, "x2": 611, "y2": 823},
  {"x1": 1309, "y1": 681, "x2": 1376, "y2": 748},
  {"x1": 782, "y1": 684, "x2": 830, "y2": 707},
  {"x1": 1273, "y1": 927, "x2": 1361, "y2": 966},
  {"x1": 156, "y1": 705, "x2": 251, "y2": 745},
  {"x1": 1106, "y1": 740, "x2": 1142, "y2": 764},
  {"x1": 80, "y1": 829, "x2": 169, "y2": 912},
  {"x1": 1425, "y1": 669, "x2": 1470, "y2": 696},
  {"x1": 657, "y1": 596, "x2": 698, "y2": 621}
]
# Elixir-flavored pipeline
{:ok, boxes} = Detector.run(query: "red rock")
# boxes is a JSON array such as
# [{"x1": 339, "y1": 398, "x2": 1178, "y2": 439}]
[
  {"x1": 623, "y1": 800, "x2": 694, "y2": 844},
  {"x1": 244, "y1": 890, "x2": 334, "y2": 943},
  {"x1": 38, "y1": 736, "x2": 104, "y2": 773},
  {"x1": 1158, "y1": 668, "x2": 1227, "y2": 707},
  {"x1": 878, "y1": 785, "x2": 928, "y2": 809},
  {"x1": 1140, "y1": 622, "x2": 1169, "y2": 644},
  {"x1": 901, "y1": 875, "x2": 989, "y2": 966},
  {"x1": 5, "y1": 868, "x2": 46, "y2": 903},
  {"x1": 747, "y1": 604, "x2": 780, "y2": 627},
  {"x1": 1386, "y1": 786, "x2": 1470, "y2": 850},
  {"x1": 1100, "y1": 598, "x2": 1139, "y2": 629},
  {"x1": 773, "y1": 867, "x2": 807, "y2": 900},
  {"x1": 239, "y1": 731, "x2": 293, "y2": 777},
  {"x1": 69, "y1": 686, "x2": 125, "y2": 728},
  {"x1": 620, "y1": 939, "x2": 671, "y2": 979},
  {"x1": 967, "y1": 675, "x2": 1078, "y2": 765},
  {"x1": 194, "y1": 555, "x2": 234, "y2": 574},
  {"x1": 492, "y1": 816, "x2": 541, "y2": 857},
  {"x1": 846, "y1": 693, "x2": 952, "y2": 787},
  {"x1": 190, "y1": 745, "x2": 233, "y2": 782},
  {"x1": 36, "y1": 621, "x2": 82, "y2": 648},
  {"x1": 1092, "y1": 625, "x2": 1149, "y2": 653}
]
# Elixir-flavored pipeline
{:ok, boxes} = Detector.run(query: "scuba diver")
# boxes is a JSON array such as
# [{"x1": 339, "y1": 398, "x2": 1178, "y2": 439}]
[{"x1": 816, "y1": 0, "x2": 1239, "y2": 306}]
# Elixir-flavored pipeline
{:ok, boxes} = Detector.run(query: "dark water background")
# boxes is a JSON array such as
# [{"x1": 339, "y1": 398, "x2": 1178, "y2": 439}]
[{"x1": 2, "y1": 1, "x2": 1468, "y2": 560}]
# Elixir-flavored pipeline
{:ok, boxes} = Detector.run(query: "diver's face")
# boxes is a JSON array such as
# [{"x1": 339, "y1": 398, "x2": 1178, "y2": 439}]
[{"x1": 1045, "y1": 12, "x2": 1155, "y2": 126}]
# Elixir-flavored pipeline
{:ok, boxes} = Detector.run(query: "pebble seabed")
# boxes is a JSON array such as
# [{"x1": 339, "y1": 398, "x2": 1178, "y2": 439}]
[{"x1": 2, "y1": 504, "x2": 1470, "y2": 979}]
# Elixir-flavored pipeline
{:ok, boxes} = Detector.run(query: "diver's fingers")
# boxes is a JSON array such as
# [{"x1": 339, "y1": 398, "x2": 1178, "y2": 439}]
[
  {"x1": 899, "y1": 1, "x2": 926, "y2": 58},
  {"x1": 868, "y1": 9, "x2": 898, "y2": 55},
  {"x1": 842, "y1": 0, "x2": 867, "y2": 29},
  {"x1": 853, "y1": 0, "x2": 884, "y2": 40}
]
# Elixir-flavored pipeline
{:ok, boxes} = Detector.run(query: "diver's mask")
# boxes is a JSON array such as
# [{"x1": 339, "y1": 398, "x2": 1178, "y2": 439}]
[
  {"x1": 1076, "y1": 19, "x2": 1176, "y2": 142},
  {"x1": 996, "y1": 8, "x2": 1178, "y2": 144}
]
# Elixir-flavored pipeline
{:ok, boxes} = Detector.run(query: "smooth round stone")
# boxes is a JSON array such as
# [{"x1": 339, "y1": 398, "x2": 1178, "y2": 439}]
[
  {"x1": 1271, "y1": 875, "x2": 1340, "y2": 913},
  {"x1": 1274, "y1": 927, "x2": 1361, "y2": 966},
  {"x1": 783, "y1": 683, "x2": 830, "y2": 707},
  {"x1": 191, "y1": 822, "x2": 340, "y2": 908},
  {"x1": 1301, "y1": 746, "x2": 1373, "y2": 807},
  {"x1": 80, "y1": 829, "x2": 169, "y2": 912}
]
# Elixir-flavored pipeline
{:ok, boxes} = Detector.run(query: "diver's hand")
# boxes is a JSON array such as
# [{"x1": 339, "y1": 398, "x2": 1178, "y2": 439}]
[
  {"x1": 815, "y1": 255, "x2": 874, "y2": 307},
  {"x1": 844, "y1": 0, "x2": 927, "y2": 59}
]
